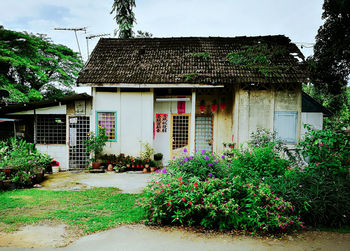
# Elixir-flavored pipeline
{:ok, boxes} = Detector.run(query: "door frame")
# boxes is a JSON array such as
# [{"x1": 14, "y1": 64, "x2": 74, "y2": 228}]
[{"x1": 170, "y1": 113, "x2": 191, "y2": 159}]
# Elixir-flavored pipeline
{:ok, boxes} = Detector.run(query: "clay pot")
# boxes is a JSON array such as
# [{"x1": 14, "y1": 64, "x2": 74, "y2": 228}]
[
  {"x1": 143, "y1": 167, "x2": 148, "y2": 173},
  {"x1": 150, "y1": 167, "x2": 157, "y2": 172},
  {"x1": 92, "y1": 162, "x2": 101, "y2": 169},
  {"x1": 107, "y1": 164, "x2": 114, "y2": 171}
]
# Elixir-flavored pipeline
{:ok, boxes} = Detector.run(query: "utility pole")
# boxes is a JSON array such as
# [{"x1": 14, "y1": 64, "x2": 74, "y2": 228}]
[
  {"x1": 54, "y1": 27, "x2": 87, "y2": 60},
  {"x1": 86, "y1": 33, "x2": 110, "y2": 59}
]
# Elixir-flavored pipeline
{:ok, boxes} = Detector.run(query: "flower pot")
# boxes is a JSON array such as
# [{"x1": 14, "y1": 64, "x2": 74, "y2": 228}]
[
  {"x1": 92, "y1": 162, "x2": 101, "y2": 169},
  {"x1": 107, "y1": 164, "x2": 114, "y2": 171},
  {"x1": 143, "y1": 167, "x2": 148, "y2": 173},
  {"x1": 150, "y1": 167, "x2": 157, "y2": 172},
  {"x1": 52, "y1": 166, "x2": 60, "y2": 173},
  {"x1": 229, "y1": 145, "x2": 234, "y2": 149},
  {"x1": 126, "y1": 164, "x2": 131, "y2": 168}
]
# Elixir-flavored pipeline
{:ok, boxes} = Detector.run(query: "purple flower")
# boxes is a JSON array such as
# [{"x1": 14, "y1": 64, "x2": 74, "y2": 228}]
[
  {"x1": 172, "y1": 156, "x2": 175, "y2": 160},
  {"x1": 215, "y1": 161, "x2": 218, "y2": 164},
  {"x1": 156, "y1": 169, "x2": 161, "y2": 174},
  {"x1": 183, "y1": 157, "x2": 189, "y2": 162},
  {"x1": 208, "y1": 163, "x2": 213, "y2": 166},
  {"x1": 189, "y1": 156, "x2": 193, "y2": 159},
  {"x1": 209, "y1": 173, "x2": 212, "y2": 177},
  {"x1": 201, "y1": 150, "x2": 205, "y2": 154},
  {"x1": 195, "y1": 149, "x2": 197, "y2": 152},
  {"x1": 221, "y1": 155, "x2": 225, "y2": 159},
  {"x1": 180, "y1": 162, "x2": 183, "y2": 165},
  {"x1": 184, "y1": 148, "x2": 188, "y2": 153},
  {"x1": 162, "y1": 168, "x2": 167, "y2": 173},
  {"x1": 205, "y1": 156, "x2": 209, "y2": 161},
  {"x1": 228, "y1": 164, "x2": 231, "y2": 168}
]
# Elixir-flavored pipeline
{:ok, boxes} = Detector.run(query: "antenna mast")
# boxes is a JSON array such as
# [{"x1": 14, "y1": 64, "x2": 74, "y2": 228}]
[
  {"x1": 86, "y1": 33, "x2": 110, "y2": 59},
  {"x1": 54, "y1": 27, "x2": 87, "y2": 60}
]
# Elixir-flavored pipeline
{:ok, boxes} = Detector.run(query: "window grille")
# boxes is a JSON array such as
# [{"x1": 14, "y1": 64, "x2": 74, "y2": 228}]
[
  {"x1": 195, "y1": 115, "x2": 213, "y2": 152},
  {"x1": 97, "y1": 112, "x2": 116, "y2": 140},
  {"x1": 37, "y1": 115, "x2": 66, "y2": 144}
]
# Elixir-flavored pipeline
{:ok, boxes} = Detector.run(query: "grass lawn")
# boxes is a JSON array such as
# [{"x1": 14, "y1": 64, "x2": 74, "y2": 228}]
[{"x1": 0, "y1": 188, "x2": 146, "y2": 234}]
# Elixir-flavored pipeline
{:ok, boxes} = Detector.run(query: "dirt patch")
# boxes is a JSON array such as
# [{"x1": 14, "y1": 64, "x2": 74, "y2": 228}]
[
  {"x1": 0, "y1": 223, "x2": 77, "y2": 248},
  {"x1": 40, "y1": 171, "x2": 153, "y2": 193}
]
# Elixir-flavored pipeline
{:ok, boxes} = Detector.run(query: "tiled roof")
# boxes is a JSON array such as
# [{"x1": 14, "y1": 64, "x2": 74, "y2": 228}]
[{"x1": 77, "y1": 35, "x2": 308, "y2": 86}]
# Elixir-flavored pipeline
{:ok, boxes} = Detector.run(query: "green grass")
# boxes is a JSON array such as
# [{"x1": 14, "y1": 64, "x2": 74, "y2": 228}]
[{"x1": 0, "y1": 188, "x2": 146, "y2": 233}]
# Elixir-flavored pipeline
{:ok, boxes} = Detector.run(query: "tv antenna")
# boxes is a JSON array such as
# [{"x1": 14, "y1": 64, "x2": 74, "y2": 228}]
[
  {"x1": 54, "y1": 27, "x2": 87, "y2": 60},
  {"x1": 86, "y1": 33, "x2": 110, "y2": 59}
]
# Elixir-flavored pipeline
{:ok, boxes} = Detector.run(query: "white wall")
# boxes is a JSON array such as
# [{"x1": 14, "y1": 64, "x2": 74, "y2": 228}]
[
  {"x1": 36, "y1": 144, "x2": 69, "y2": 171},
  {"x1": 93, "y1": 89, "x2": 154, "y2": 157},
  {"x1": 301, "y1": 112, "x2": 323, "y2": 137}
]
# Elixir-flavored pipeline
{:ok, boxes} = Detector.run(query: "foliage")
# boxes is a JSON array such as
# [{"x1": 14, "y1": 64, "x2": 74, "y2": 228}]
[
  {"x1": 183, "y1": 72, "x2": 198, "y2": 82},
  {"x1": 266, "y1": 168, "x2": 350, "y2": 228},
  {"x1": 0, "y1": 138, "x2": 52, "y2": 187},
  {"x1": 226, "y1": 43, "x2": 288, "y2": 78},
  {"x1": 139, "y1": 141, "x2": 154, "y2": 160},
  {"x1": 189, "y1": 52, "x2": 211, "y2": 60},
  {"x1": 154, "y1": 153, "x2": 163, "y2": 161},
  {"x1": 229, "y1": 146, "x2": 290, "y2": 178},
  {"x1": 0, "y1": 27, "x2": 82, "y2": 103},
  {"x1": 0, "y1": 188, "x2": 145, "y2": 233},
  {"x1": 298, "y1": 125, "x2": 350, "y2": 175},
  {"x1": 135, "y1": 30, "x2": 153, "y2": 38},
  {"x1": 84, "y1": 127, "x2": 108, "y2": 163},
  {"x1": 307, "y1": 0, "x2": 350, "y2": 112},
  {"x1": 168, "y1": 149, "x2": 229, "y2": 181},
  {"x1": 111, "y1": 0, "x2": 136, "y2": 38},
  {"x1": 140, "y1": 173, "x2": 303, "y2": 233}
]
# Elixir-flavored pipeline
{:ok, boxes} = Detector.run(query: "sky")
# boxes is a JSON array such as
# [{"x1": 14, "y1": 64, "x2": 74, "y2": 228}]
[{"x1": 0, "y1": 0, "x2": 324, "y2": 62}]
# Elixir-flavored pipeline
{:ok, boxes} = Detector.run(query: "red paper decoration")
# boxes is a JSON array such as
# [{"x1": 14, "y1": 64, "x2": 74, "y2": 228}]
[
  {"x1": 211, "y1": 100, "x2": 218, "y2": 112},
  {"x1": 199, "y1": 100, "x2": 206, "y2": 113}
]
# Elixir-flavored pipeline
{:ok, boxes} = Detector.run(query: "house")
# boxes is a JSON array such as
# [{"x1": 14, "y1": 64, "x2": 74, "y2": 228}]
[
  {"x1": 77, "y1": 35, "x2": 310, "y2": 164},
  {"x1": 0, "y1": 94, "x2": 92, "y2": 170}
]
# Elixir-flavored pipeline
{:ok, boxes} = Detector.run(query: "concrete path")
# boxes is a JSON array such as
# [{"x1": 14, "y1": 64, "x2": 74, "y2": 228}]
[
  {"x1": 39, "y1": 171, "x2": 154, "y2": 193},
  {"x1": 1, "y1": 225, "x2": 350, "y2": 251}
]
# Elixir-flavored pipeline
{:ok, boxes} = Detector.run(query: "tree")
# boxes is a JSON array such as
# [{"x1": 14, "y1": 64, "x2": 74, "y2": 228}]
[
  {"x1": 0, "y1": 26, "x2": 83, "y2": 103},
  {"x1": 110, "y1": 0, "x2": 136, "y2": 39},
  {"x1": 308, "y1": 0, "x2": 350, "y2": 113}
]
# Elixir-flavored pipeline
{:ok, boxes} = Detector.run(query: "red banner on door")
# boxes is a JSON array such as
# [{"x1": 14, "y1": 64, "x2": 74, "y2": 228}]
[{"x1": 177, "y1": 100, "x2": 185, "y2": 113}]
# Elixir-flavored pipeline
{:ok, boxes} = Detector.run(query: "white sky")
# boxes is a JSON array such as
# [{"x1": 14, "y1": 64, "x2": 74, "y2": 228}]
[{"x1": 0, "y1": 0, "x2": 324, "y2": 61}]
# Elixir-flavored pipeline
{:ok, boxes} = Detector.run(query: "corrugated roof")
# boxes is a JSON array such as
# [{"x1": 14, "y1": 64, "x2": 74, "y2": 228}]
[{"x1": 77, "y1": 35, "x2": 308, "y2": 86}]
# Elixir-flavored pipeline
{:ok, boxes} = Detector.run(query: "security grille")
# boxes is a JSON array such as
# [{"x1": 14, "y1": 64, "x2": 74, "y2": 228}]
[
  {"x1": 69, "y1": 116, "x2": 90, "y2": 169},
  {"x1": 195, "y1": 115, "x2": 213, "y2": 152},
  {"x1": 171, "y1": 114, "x2": 190, "y2": 158},
  {"x1": 37, "y1": 115, "x2": 66, "y2": 144}
]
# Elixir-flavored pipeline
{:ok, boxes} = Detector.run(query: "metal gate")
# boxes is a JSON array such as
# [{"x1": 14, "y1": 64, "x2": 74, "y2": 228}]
[
  {"x1": 69, "y1": 116, "x2": 90, "y2": 169},
  {"x1": 195, "y1": 115, "x2": 213, "y2": 152},
  {"x1": 170, "y1": 114, "x2": 190, "y2": 159}
]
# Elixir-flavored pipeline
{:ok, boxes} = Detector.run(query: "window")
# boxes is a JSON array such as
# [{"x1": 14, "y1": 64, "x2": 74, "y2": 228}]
[
  {"x1": 274, "y1": 111, "x2": 298, "y2": 144},
  {"x1": 96, "y1": 112, "x2": 116, "y2": 141},
  {"x1": 37, "y1": 115, "x2": 66, "y2": 144}
]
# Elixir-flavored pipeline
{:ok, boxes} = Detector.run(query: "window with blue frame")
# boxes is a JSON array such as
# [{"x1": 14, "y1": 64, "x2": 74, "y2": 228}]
[
  {"x1": 274, "y1": 111, "x2": 298, "y2": 144},
  {"x1": 96, "y1": 111, "x2": 116, "y2": 141}
]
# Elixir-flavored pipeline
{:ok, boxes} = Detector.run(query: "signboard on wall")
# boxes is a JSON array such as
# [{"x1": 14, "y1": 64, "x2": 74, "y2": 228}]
[{"x1": 69, "y1": 128, "x2": 77, "y2": 147}]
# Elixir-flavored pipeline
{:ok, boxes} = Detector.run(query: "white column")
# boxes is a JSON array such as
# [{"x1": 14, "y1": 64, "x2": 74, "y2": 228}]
[{"x1": 190, "y1": 90, "x2": 196, "y2": 154}]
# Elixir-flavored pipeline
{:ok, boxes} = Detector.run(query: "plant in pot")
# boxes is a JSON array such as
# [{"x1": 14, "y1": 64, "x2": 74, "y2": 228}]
[
  {"x1": 84, "y1": 127, "x2": 108, "y2": 169},
  {"x1": 228, "y1": 142, "x2": 235, "y2": 149},
  {"x1": 150, "y1": 160, "x2": 158, "y2": 172},
  {"x1": 154, "y1": 153, "x2": 163, "y2": 167}
]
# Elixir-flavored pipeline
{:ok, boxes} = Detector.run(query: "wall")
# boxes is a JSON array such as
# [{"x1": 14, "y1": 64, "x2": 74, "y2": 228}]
[
  {"x1": 93, "y1": 88, "x2": 154, "y2": 157},
  {"x1": 301, "y1": 112, "x2": 323, "y2": 137},
  {"x1": 36, "y1": 144, "x2": 69, "y2": 170},
  {"x1": 233, "y1": 87, "x2": 302, "y2": 147}
]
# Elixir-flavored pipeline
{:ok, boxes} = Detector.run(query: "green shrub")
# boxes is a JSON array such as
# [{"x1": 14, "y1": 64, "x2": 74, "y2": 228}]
[
  {"x1": 140, "y1": 173, "x2": 303, "y2": 233},
  {"x1": 298, "y1": 125, "x2": 350, "y2": 175},
  {"x1": 266, "y1": 169, "x2": 350, "y2": 228},
  {"x1": 230, "y1": 145, "x2": 290, "y2": 178}
]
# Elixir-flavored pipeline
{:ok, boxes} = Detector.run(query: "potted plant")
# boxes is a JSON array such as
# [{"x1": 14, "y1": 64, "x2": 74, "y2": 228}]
[
  {"x1": 154, "y1": 153, "x2": 163, "y2": 167},
  {"x1": 223, "y1": 142, "x2": 227, "y2": 148},
  {"x1": 84, "y1": 127, "x2": 108, "y2": 169},
  {"x1": 228, "y1": 142, "x2": 235, "y2": 149},
  {"x1": 150, "y1": 160, "x2": 157, "y2": 172}
]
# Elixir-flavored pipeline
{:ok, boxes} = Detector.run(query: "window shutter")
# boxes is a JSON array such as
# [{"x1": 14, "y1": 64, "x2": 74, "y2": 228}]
[{"x1": 274, "y1": 111, "x2": 297, "y2": 144}]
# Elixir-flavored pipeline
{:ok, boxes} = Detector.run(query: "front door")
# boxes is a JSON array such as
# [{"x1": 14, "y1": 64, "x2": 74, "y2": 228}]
[
  {"x1": 195, "y1": 115, "x2": 213, "y2": 152},
  {"x1": 68, "y1": 116, "x2": 90, "y2": 169},
  {"x1": 170, "y1": 114, "x2": 190, "y2": 159}
]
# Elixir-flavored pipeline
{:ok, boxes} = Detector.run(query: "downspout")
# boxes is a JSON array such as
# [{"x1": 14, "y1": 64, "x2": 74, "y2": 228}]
[{"x1": 33, "y1": 108, "x2": 37, "y2": 146}]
